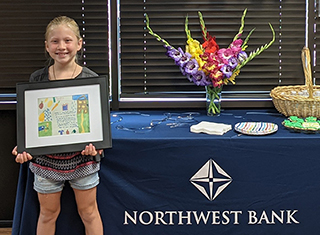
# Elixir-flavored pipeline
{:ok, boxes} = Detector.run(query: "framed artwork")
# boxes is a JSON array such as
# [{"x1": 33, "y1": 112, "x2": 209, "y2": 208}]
[{"x1": 16, "y1": 76, "x2": 112, "y2": 155}]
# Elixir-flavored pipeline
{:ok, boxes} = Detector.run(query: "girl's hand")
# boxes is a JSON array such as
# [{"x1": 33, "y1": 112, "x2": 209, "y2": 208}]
[
  {"x1": 12, "y1": 146, "x2": 33, "y2": 164},
  {"x1": 81, "y1": 143, "x2": 103, "y2": 156}
]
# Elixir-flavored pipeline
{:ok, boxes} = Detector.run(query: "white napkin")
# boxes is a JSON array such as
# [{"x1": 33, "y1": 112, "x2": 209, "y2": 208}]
[{"x1": 190, "y1": 121, "x2": 232, "y2": 135}]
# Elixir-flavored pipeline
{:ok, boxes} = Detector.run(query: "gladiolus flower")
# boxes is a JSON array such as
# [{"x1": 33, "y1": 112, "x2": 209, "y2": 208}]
[
  {"x1": 146, "y1": 8, "x2": 275, "y2": 90},
  {"x1": 202, "y1": 36, "x2": 219, "y2": 54},
  {"x1": 192, "y1": 70, "x2": 209, "y2": 86},
  {"x1": 165, "y1": 46, "x2": 182, "y2": 62},
  {"x1": 180, "y1": 66, "x2": 187, "y2": 76},
  {"x1": 200, "y1": 52, "x2": 216, "y2": 63},
  {"x1": 184, "y1": 59, "x2": 199, "y2": 75},
  {"x1": 228, "y1": 57, "x2": 238, "y2": 69},
  {"x1": 186, "y1": 38, "x2": 203, "y2": 59},
  {"x1": 202, "y1": 60, "x2": 219, "y2": 73},
  {"x1": 221, "y1": 64, "x2": 234, "y2": 78},
  {"x1": 229, "y1": 39, "x2": 243, "y2": 55},
  {"x1": 176, "y1": 48, "x2": 191, "y2": 67},
  {"x1": 217, "y1": 48, "x2": 234, "y2": 64},
  {"x1": 186, "y1": 73, "x2": 193, "y2": 82},
  {"x1": 237, "y1": 51, "x2": 248, "y2": 64},
  {"x1": 209, "y1": 70, "x2": 224, "y2": 87}
]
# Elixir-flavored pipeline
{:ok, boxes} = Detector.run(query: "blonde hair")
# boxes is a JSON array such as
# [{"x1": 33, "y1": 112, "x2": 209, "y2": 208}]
[
  {"x1": 45, "y1": 16, "x2": 81, "y2": 41},
  {"x1": 45, "y1": 16, "x2": 82, "y2": 64}
]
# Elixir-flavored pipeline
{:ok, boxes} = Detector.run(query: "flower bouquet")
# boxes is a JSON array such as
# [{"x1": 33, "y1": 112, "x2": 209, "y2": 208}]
[{"x1": 145, "y1": 9, "x2": 275, "y2": 115}]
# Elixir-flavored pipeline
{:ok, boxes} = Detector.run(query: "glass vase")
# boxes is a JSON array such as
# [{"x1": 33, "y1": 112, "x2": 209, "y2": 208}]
[{"x1": 206, "y1": 85, "x2": 223, "y2": 116}]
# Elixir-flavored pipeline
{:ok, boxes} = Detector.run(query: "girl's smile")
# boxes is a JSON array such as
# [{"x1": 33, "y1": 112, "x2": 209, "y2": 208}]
[{"x1": 45, "y1": 24, "x2": 82, "y2": 65}]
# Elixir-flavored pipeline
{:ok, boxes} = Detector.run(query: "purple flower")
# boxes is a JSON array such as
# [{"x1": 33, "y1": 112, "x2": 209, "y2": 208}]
[
  {"x1": 180, "y1": 66, "x2": 187, "y2": 76},
  {"x1": 186, "y1": 73, "x2": 193, "y2": 82},
  {"x1": 176, "y1": 48, "x2": 191, "y2": 67},
  {"x1": 165, "y1": 46, "x2": 182, "y2": 62},
  {"x1": 192, "y1": 70, "x2": 209, "y2": 86},
  {"x1": 221, "y1": 64, "x2": 233, "y2": 78},
  {"x1": 228, "y1": 57, "x2": 238, "y2": 69},
  {"x1": 184, "y1": 59, "x2": 199, "y2": 75},
  {"x1": 237, "y1": 51, "x2": 248, "y2": 64},
  {"x1": 203, "y1": 75, "x2": 213, "y2": 86}
]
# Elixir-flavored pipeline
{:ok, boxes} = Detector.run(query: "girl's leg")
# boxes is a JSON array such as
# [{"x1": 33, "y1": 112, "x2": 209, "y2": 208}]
[
  {"x1": 37, "y1": 191, "x2": 62, "y2": 235},
  {"x1": 73, "y1": 187, "x2": 103, "y2": 235}
]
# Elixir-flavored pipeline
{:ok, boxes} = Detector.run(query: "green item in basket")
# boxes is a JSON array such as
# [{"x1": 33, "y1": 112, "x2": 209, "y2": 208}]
[{"x1": 283, "y1": 116, "x2": 320, "y2": 132}]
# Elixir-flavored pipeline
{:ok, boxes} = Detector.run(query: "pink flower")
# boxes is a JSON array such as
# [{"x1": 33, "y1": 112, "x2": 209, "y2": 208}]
[
  {"x1": 230, "y1": 39, "x2": 243, "y2": 55},
  {"x1": 217, "y1": 48, "x2": 234, "y2": 64},
  {"x1": 200, "y1": 52, "x2": 217, "y2": 63},
  {"x1": 202, "y1": 60, "x2": 219, "y2": 73},
  {"x1": 230, "y1": 39, "x2": 242, "y2": 48}
]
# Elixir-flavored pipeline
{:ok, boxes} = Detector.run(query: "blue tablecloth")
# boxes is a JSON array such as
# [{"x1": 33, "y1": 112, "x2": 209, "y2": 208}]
[{"x1": 12, "y1": 109, "x2": 320, "y2": 234}]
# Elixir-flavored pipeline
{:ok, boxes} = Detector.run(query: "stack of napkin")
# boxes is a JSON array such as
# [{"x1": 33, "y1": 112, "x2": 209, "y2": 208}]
[{"x1": 190, "y1": 121, "x2": 232, "y2": 135}]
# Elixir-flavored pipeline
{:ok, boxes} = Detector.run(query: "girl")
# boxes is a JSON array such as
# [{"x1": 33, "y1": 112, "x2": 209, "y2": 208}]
[{"x1": 12, "y1": 16, "x2": 104, "y2": 235}]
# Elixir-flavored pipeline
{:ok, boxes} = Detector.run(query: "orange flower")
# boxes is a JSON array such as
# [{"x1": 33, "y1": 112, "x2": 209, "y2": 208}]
[{"x1": 202, "y1": 36, "x2": 219, "y2": 54}]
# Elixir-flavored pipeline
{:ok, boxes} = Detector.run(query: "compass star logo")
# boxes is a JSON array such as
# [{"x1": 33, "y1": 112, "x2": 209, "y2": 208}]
[{"x1": 190, "y1": 159, "x2": 232, "y2": 201}]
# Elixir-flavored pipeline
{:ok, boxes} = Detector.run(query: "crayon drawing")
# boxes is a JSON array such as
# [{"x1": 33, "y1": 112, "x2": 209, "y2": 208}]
[{"x1": 37, "y1": 94, "x2": 90, "y2": 137}]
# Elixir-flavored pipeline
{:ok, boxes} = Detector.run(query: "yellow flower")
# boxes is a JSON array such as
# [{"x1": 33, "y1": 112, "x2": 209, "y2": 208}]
[
  {"x1": 227, "y1": 70, "x2": 240, "y2": 84},
  {"x1": 186, "y1": 38, "x2": 203, "y2": 58},
  {"x1": 204, "y1": 63, "x2": 218, "y2": 73},
  {"x1": 195, "y1": 56, "x2": 206, "y2": 69},
  {"x1": 185, "y1": 38, "x2": 205, "y2": 70}
]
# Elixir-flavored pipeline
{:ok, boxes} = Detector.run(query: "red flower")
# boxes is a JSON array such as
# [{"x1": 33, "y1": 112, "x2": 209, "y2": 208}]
[
  {"x1": 202, "y1": 36, "x2": 219, "y2": 54},
  {"x1": 209, "y1": 69, "x2": 224, "y2": 87}
]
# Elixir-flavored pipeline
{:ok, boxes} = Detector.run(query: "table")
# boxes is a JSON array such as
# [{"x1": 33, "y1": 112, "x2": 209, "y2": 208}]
[{"x1": 12, "y1": 109, "x2": 320, "y2": 234}]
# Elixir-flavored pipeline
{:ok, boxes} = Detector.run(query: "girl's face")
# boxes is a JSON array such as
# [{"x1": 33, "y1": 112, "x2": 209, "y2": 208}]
[{"x1": 45, "y1": 24, "x2": 82, "y2": 65}]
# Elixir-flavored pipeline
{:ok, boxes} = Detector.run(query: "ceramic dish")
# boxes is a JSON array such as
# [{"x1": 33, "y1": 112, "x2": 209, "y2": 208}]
[{"x1": 234, "y1": 122, "x2": 278, "y2": 135}]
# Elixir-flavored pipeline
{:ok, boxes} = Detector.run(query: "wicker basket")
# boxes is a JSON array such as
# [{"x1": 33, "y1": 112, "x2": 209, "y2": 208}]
[{"x1": 270, "y1": 47, "x2": 320, "y2": 118}]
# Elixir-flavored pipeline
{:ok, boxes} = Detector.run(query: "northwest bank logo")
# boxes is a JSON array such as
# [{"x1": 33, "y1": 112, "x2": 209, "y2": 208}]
[
  {"x1": 124, "y1": 159, "x2": 300, "y2": 226},
  {"x1": 190, "y1": 159, "x2": 232, "y2": 201}
]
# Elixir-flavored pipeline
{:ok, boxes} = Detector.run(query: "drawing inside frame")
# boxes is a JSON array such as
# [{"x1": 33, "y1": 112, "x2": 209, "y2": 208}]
[
  {"x1": 38, "y1": 94, "x2": 91, "y2": 137},
  {"x1": 16, "y1": 76, "x2": 112, "y2": 156}
]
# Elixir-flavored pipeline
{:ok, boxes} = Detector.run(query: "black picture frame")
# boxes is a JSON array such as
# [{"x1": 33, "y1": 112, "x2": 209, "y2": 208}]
[{"x1": 16, "y1": 76, "x2": 112, "y2": 155}]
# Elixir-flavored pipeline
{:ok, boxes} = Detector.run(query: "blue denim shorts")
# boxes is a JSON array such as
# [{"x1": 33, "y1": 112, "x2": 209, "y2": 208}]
[{"x1": 33, "y1": 172, "x2": 99, "y2": 194}]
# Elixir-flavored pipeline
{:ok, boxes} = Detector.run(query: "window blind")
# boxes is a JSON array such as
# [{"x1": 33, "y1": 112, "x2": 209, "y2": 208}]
[
  {"x1": 119, "y1": 0, "x2": 306, "y2": 109},
  {"x1": 0, "y1": 0, "x2": 108, "y2": 108}
]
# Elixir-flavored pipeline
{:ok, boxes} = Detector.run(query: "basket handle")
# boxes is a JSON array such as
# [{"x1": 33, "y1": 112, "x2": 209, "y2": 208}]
[{"x1": 301, "y1": 47, "x2": 313, "y2": 98}]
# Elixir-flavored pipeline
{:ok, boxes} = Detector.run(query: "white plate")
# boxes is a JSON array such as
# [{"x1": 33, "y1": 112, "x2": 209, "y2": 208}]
[{"x1": 234, "y1": 122, "x2": 278, "y2": 135}]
